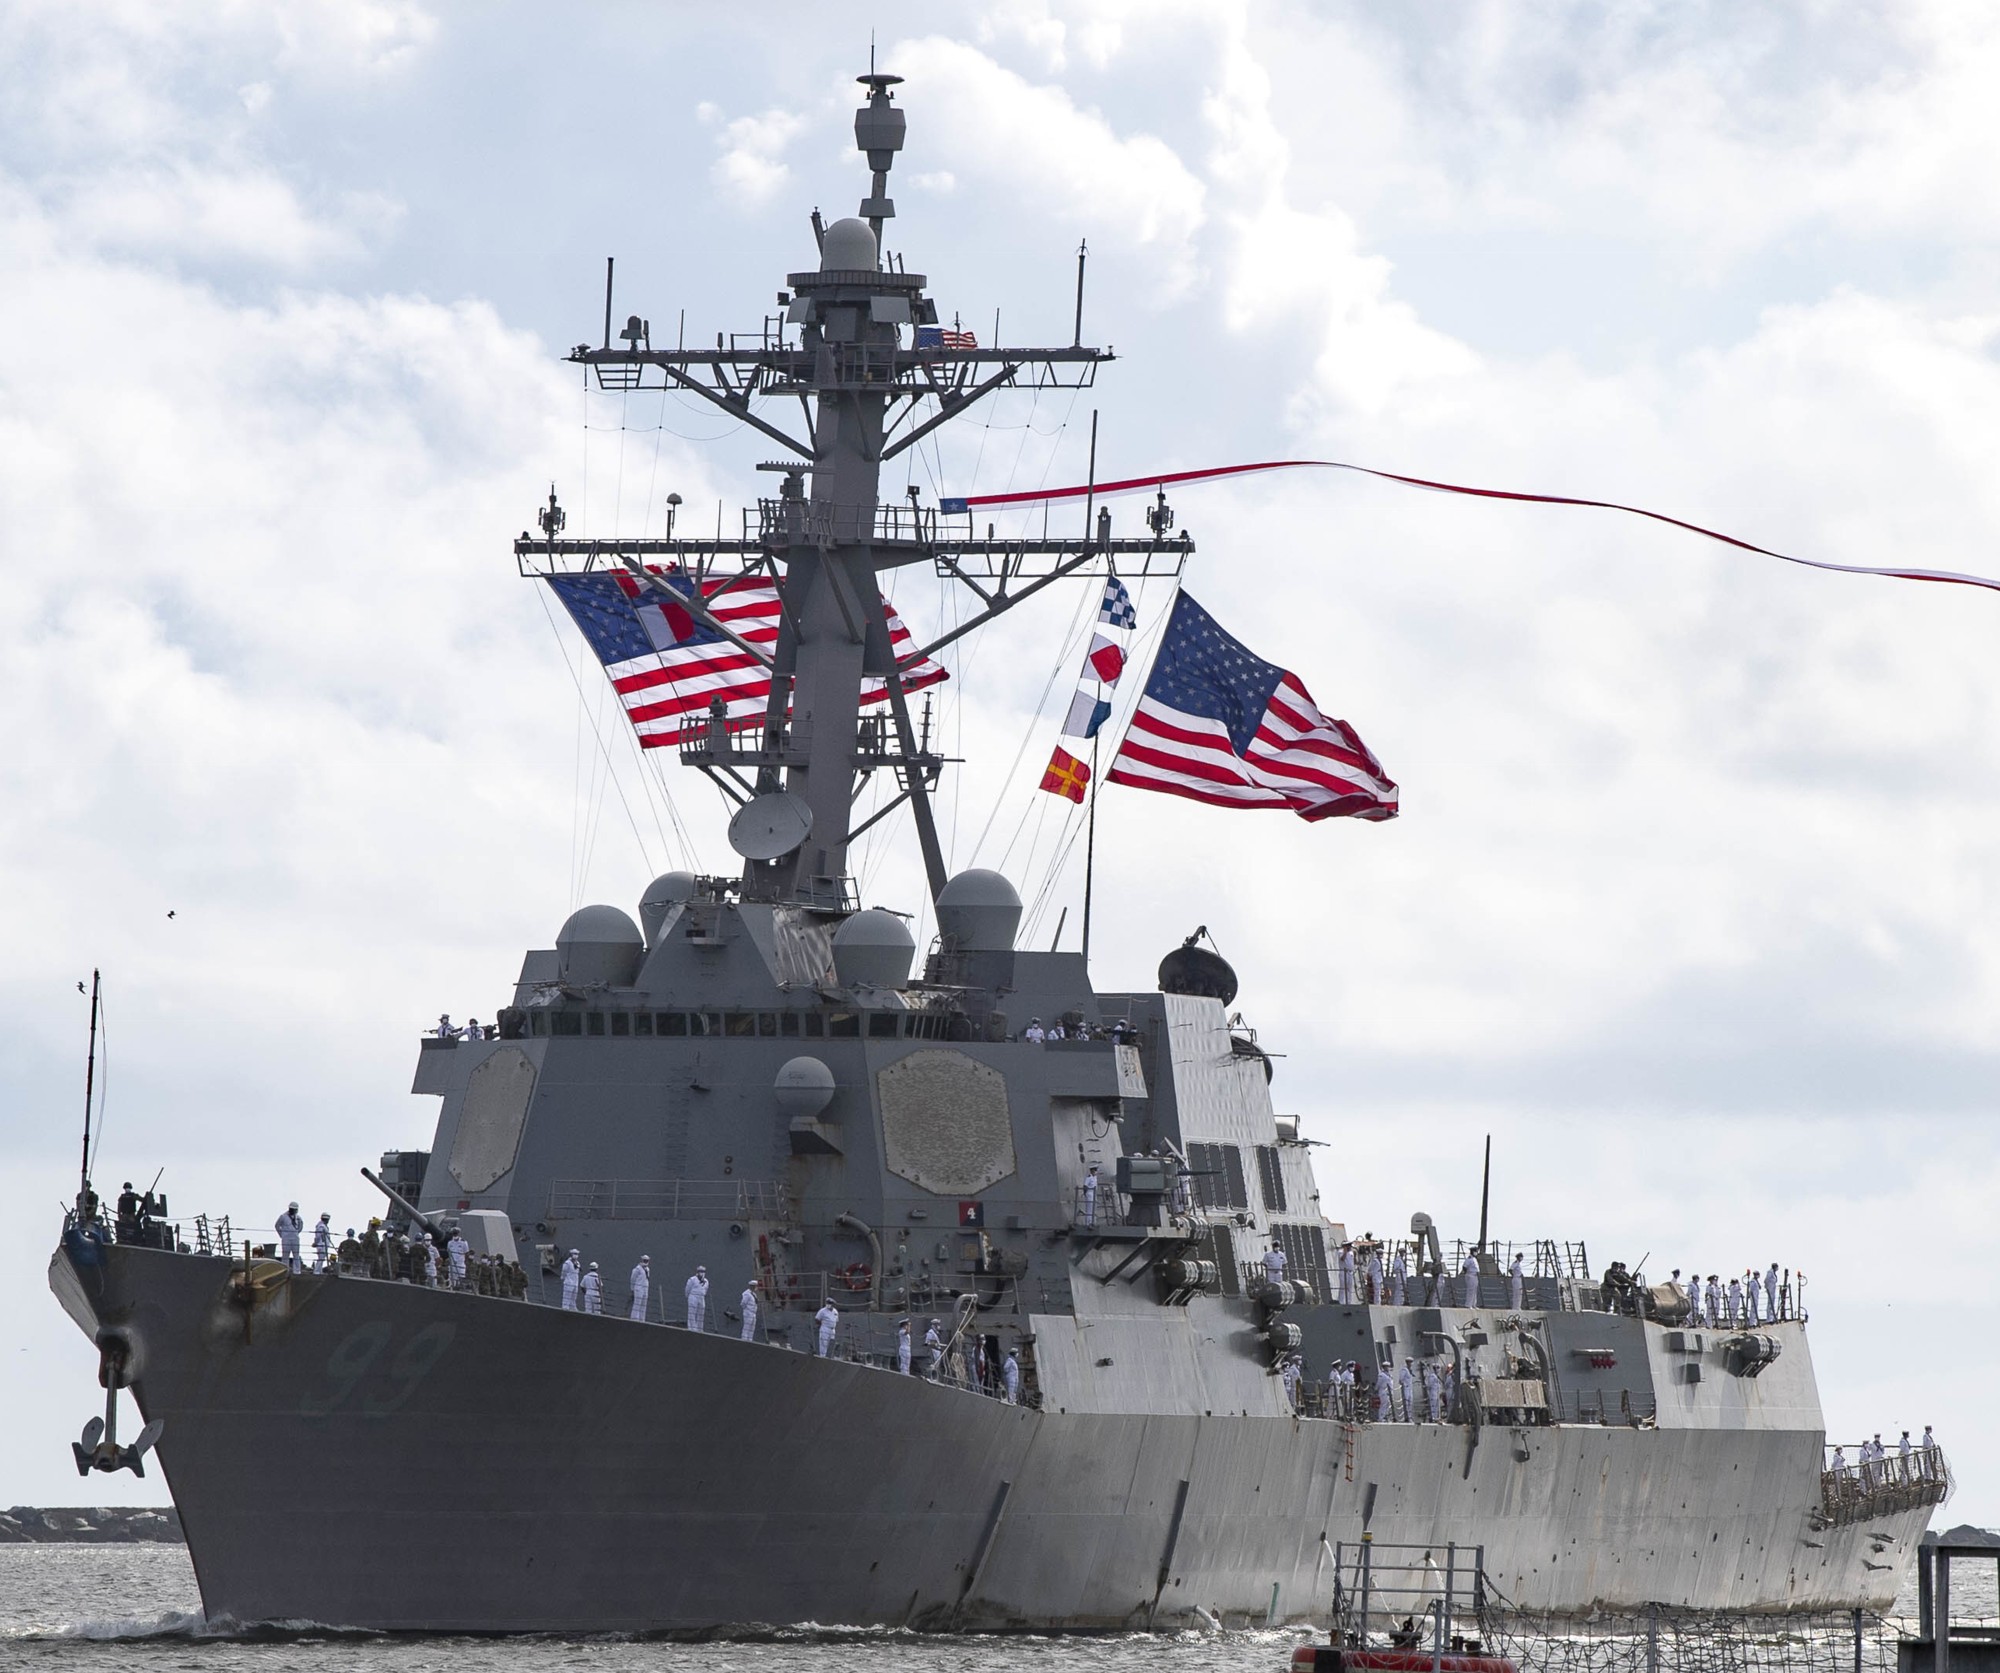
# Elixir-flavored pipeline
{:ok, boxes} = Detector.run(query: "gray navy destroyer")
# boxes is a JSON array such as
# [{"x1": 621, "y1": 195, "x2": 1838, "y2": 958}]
[{"x1": 50, "y1": 73, "x2": 1949, "y2": 1633}]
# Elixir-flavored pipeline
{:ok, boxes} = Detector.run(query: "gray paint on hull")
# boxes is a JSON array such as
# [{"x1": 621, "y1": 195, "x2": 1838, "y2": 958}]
[{"x1": 65, "y1": 1246, "x2": 1927, "y2": 1633}]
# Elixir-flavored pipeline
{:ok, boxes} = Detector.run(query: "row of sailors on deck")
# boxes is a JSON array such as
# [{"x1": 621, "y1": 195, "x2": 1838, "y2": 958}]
[
  {"x1": 1665, "y1": 1265, "x2": 1792, "y2": 1326},
  {"x1": 1278, "y1": 1352, "x2": 1468, "y2": 1423},
  {"x1": 276, "y1": 1206, "x2": 531, "y2": 1296},
  {"x1": 1023, "y1": 1018, "x2": 1136, "y2": 1044},
  {"x1": 1830, "y1": 1431, "x2": 1940, "y2": 1486},
  {"x1": 434, "y1": 1014, "x2": 496, "y2": 1041},
  {"x1": 1258, "y1": 1241, "x2": 1538, "y2": 1312},
  {"x1": 556, "y1": 1252, "x2": 1025, "y2": 1400}
]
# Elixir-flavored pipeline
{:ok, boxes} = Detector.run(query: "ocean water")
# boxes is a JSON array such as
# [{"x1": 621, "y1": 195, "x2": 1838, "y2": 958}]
[
  {"x1": 0, "y1": 1545, "x2": 1299, "y2": 1671},
  {"x1": 3, "y1": 1544, "x2": 1992, "y2": 1671}
]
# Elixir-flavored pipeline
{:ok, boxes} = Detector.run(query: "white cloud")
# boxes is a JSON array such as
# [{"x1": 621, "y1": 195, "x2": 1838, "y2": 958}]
[
  {"x1": 887, "y1": 34, "x2": 1208, "y2": 297},
  {"x1": 700, "y1": 104, "x2": 809, "y2": 208}
]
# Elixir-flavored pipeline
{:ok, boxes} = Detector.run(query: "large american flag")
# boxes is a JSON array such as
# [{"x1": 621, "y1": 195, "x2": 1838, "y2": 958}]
[
  {"x1": 1107, "y1": 592, "x2": 1397, "y2": 822},
  {"x1": 546, "y1": 569, "x2": 947, "y2": 748}
]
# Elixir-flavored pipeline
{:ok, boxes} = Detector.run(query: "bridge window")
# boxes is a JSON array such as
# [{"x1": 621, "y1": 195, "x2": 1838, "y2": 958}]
[
  {"x1": 586, "y1": 1013, "x2": 605, "y2": 1036},
  {"x1": 868, "y1": 1013, "x2": 899, "y2": 1038},
  {"x1": 657, "y1": 1012, "x2": 687, "y2": 1036},
  {"x1": 610, "y1": 1012, "x2": 631, "y2": 1037}
]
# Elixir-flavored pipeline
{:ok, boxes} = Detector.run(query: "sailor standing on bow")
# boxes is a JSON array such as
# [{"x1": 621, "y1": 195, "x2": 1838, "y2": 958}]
[
  {"x1": 276, "y1": 1203, "x2": 304, "y2": 1274},
  {"x1": 1726, "y1": 1275, "x2": 1743, "y2": 1327},
  {"x1": 814, "y1": 1299, "x2": 839, "y2": 1357},
  {"x1": 740, "y1": 1279, "x2": 760, "y2": 1341},
  {"x1": 629, "y1": 1255, "x2": 651, "y2": 1320},
  {"x1": 580, "y1": 1262, "x2": 602, "y2": 1313},
  {"x1": 312, "y1": 1213, "x2": 332, "y2": 1274},
  {"x1": 924, "y1": 1318, "x2": 946, "y2": 1378},
  {"x1": 897, "y1": 1319, "x2": 913, "y2": 1373},
  {"x1": 447, "y1": 1226, "x2": 469, "y2": 1288},
  {"x1": 684, "y1": 1265, "x2": 709, "y2": 1330},
  {"x1": 560, "y1": 1248, "x2": 581, "y2": 1310},
  {"x1": 1742, "y1": 1269, "x2": 1760, "y2": 1326}
]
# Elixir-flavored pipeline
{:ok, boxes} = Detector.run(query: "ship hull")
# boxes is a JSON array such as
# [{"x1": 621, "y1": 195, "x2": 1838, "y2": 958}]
[{"x1": 56, "y1": 1244, "x2": 1927, "y2": 1632}]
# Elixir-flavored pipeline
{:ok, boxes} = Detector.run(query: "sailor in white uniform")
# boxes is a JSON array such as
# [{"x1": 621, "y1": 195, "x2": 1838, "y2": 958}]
[
  {"x1": 1423, "y1": 1362, "x2": 1444, "y2": 1422},
  {"x1": 276, "y1": 1203, "x2": 304, "y2": 1274},
  {"x1": 897, "y1": 1319, "x2": 913, "y2": 1374},
  {"x1": 312, "y1": 1213, "x2": 332, "y2": 1274},
  {"x1": 1390, "y1": 1248, "x2": 1408, "y2": 1306},
  {"x1": 1704, "y1": 1275, "x2": 1721, "y2": 1325},
  {"x1": 446, "y1": 1227, "x2": 469, "y2": 1288},
  {"x1": 1366, "y1": 1246, "x2": 1384, "y2": 1303},
  {"x1": 1280, "y1": 1355, "x2": 1301, "y2": 1411},
  {"x1": 1264, "y1": 1243, "x2": 1288, "y2": 1285},
  {"x1": 1765, "y1": 1263, "x2": 1781, "y2": 1319},
  {"x1": 740, "y1": 1280, "x2": 760, "y2": 1341},
  {"x1": 1397, "y1": 1359, "x2": 1416, "y2": 1422},
  {"x1": 1461, "y1": 1251, "x2": 1481, "y2": 1309},
  {"x1": 684, "y1": 1265, "x2": 709, "y2": 1330},
  {"x1": 580, "y1": 1262, "x2": 602, "y2": 1313},
  {"x1": 1002, "y1": 1350, "x2": 1021, "y2": 1405},
  {"x1": 560, "y1": 1249, "x2": 581, "y2": 1310},
  {"x1": 1726, "y1": 1275, "x2": 1744, "y2": 1327},
  {"x1": 629, "y1": 1255, "x2": 651, "y2": 1320},
  {"x1": 1508, "y1": 1252, "x2": 1525, "y2": 1312},
  {"x1": 1375, "y1": 1364, "x2": 1393, "y2": 1421},
  {"x1": 1023, "y1": 1019, "x2": 1045, "y2": 1043},
  {"x1": 1743, "y1": 1269, "x2": 1760, "y2": 1325},
  {"x1": 815, "y1": 1300, "x2": 839, "y2": 1357},
  {"x1": 1081, "y1": 1165, "x2": 1099, "y2": 1228},
  {"x1": 924, "y1": 1318, "x2": 946, "y2": 1378},
  {"x1": 1337, "y1": 1242, "x2": 1356, "y2": 1303}
]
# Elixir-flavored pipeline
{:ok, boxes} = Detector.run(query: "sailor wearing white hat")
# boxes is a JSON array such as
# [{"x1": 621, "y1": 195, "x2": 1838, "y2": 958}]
[
  {"x1": 581, "y1": 1262, "x2": 602, "y2": 1313},
  {"x1": 684, "y1": 1264, "x2": 709, "y2": 1330},
  {"x1": 814, "y1": 1298, "x2": 839, "y2": 1357},
  {"x1": 629, "y1": 1255, "x2": 651, "y2": 1321},
  {"x1": 740, "y1": 1279, "x2": 760, "y2": 1341},
  {"x1": 276, "y1": 1203, "x2": 304, "y2": 1274},
  {"x1": 312, "y1": 1213, "x2": 332, "y2": 1274},
  {"x1": 560, "y1": 1248, "x2": 581, "y2": 1310}
]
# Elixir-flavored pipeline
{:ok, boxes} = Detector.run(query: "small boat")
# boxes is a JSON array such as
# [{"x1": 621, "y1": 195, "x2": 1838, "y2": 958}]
[{"x1": 1292, "y1": 1646, "x2": 1518, "y2": 1673}]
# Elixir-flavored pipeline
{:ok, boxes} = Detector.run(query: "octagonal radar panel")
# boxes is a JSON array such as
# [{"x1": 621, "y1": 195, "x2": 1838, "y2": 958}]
[{"x1": 728, "y1": 791, "x2": 813, "y2": 861}]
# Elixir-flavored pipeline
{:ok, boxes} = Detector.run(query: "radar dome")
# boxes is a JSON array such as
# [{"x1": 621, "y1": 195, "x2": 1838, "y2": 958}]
[
  {"x1": 820, "y1": 217, "x2": 877, "y2": 272},
  {"x1": 638, "y1": 871, "x2": 700, "y2": 944},
  {"x1": 831, "y1": 908, "x2": 915, "y2": 989},
  {"x1": 1158, "y1": 932, "x2": 1238, "y2": 1006},
  {"x1": 556, "y1": 904, "x2": 645, "y2": 988},
  {"x1": 937, "y1": 869, "x2": 1022, "y2": 953},
  {"x1": 775, "y1": 1056, "x2": 836, "y2": 1118}
]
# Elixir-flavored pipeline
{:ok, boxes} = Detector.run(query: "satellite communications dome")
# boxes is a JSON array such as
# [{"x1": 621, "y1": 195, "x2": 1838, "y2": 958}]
[
  {"x1": 775, "y1": 1056, "x2": 837, "y2": 1119},
  {"x1": 556, "y1": 904, "x2": 645, "y2": 988},
  {"x1": 820, "y1": 217, "x2": 877, "y2": 272},
  {"x1": 831, "y1": 908, "x2": 915, "y2": 989},
  {"x1": 936, "y1": 868, "x2": 1023, "y2": 953},
  {"x1": 638, "y1": 871, "x2": 701, "y2": 944}
]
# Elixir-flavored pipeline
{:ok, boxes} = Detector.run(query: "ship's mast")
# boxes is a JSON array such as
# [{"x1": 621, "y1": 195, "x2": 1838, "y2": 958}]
[{"x1": 523, "y1": 73, "x2": 1190, "y2": 913}]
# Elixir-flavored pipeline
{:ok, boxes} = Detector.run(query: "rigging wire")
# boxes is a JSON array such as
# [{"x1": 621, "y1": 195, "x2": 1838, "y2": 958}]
[{"x1": 535, "y1": 585, "x2": 665, "y2": 895}]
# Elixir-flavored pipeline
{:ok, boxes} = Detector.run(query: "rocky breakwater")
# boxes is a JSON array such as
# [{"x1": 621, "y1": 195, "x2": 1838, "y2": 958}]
[{"x1": 0, "y1": 1506, "x2": 183, "y2": 1542}]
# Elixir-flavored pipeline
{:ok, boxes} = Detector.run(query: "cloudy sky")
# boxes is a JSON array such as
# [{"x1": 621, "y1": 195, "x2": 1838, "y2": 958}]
[{"x1": 4, "y1": 0, "x2": 1997, "y2": 1522}]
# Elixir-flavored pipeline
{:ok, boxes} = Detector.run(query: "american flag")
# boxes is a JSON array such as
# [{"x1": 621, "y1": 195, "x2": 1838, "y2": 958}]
[
  {"x1": 1107, "y1": 592, "x2": 1397, "y2": 822},
  {"x1": 546, "y1": 569, "x2": 947, "y2": 748},
  {"x1": 915, "y1": 324, "x2": 978, "y2": 351}
]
